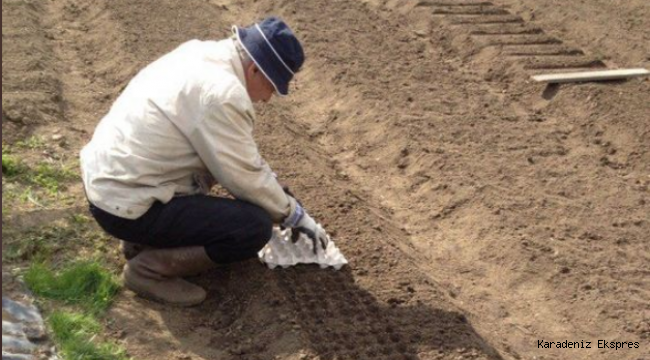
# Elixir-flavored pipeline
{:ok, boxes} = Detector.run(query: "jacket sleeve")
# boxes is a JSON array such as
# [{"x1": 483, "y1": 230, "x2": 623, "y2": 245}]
[{"x1": 188, "y1": 90, "x2": 301, "y2": 225}]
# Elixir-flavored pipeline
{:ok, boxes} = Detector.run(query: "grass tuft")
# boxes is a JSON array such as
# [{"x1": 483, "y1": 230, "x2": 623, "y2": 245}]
[
  {"x1": 49, "y1": 311, "x2": 102, "y2": 340},
  {"x1": 25, "y1": 261, "x2": 121, "y2": 314},
  {"x1": 25, "y1": 261, "x2": 129, "y2": 359},
  {"x1": 2, "y1": 149, "x2": 27, "y2": 177},
  {"x1": 31, "y1": 162, "x2": 77, "y2": 194},
  {"x1": 4, "y1": 225, "x2": 78, "y2": 262},
  {"x1": 49, "y1": 311, "x2": 130, "y2": 360},
  {"x1": 3, "y1": 218, "x2": 117, "y2": 264},
  {"x1": 16, "y1": 135, "x2": 46, "y2": 150},
  {"x1": 2, "y1": 144, "x2": 77, "y2": 194}
]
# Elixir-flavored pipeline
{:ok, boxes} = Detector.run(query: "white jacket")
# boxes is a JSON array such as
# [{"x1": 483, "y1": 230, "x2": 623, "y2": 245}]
[{"x1": 80, "y1": 39, "x2": 300, "y2": 225}]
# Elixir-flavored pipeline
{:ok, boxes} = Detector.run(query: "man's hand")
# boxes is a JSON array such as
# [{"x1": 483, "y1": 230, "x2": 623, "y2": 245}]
[{"x1": 292, "y1": 211, "x2": 329, "y2": 254}]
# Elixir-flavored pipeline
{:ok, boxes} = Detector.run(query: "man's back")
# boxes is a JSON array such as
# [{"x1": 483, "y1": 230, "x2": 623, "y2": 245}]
[{"x1": 81, "y1": 39, "x2": 250, "y2": 219}]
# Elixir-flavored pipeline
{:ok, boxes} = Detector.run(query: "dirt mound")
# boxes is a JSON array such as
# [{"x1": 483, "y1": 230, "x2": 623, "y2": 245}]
[{"x1": 2, "y1": 0, "x2": 63, "y2": 141}]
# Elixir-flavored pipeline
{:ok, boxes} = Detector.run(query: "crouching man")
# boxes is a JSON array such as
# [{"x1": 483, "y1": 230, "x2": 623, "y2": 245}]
[{"x1": 80, "y1": 17, "x2": 328, "y2": 306}]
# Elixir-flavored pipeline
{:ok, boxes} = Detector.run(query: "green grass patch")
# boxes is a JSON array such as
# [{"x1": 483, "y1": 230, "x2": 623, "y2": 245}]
[
  {"x1": 24, "y1": 260, "x2": 130, "y2": 360},
  {"x1": 2, "y1": 215, "x2": 117, "y2": 267},
  {"x1": 2, "y1": 226, "x2": 61, "y2": 262},
  {"x1": 2, "y1": 159, "x2": 77, "y2": 194},
  {"x1": 2, "y1": 144, "x2": 77, "y2": 195},
  {"x1": 31, "y1": 162, "x2": 78, "y2": 194},
  {"x1": 25, "y1": 261, "x2": 121, "y2": 314},
  {"x1": 3, "y1": 223, "x2": 80, "y2": 262},
  {"x1": 16, "y1": 135, "x2": 47, "y2": 150},
  {"x1": 49, "y1": 311, "x2": 130, "y2": 360},
  {"x1": 4, "y1": 139, "x2": 130, "y2": 359},
  {"x1": 50, "y1": 311, "x2": 102, "y2": 340},
  {"x1": 2, "y1": 148, "x2": 27, "y2": 176}
]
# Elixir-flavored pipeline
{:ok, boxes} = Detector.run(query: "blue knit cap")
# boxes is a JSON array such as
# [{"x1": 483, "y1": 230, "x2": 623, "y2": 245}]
[{"x1": 232, "y1": 17, "x2": 305, "y2": 96}]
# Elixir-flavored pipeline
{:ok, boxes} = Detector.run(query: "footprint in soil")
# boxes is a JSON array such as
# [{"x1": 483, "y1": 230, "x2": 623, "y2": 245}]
[{"x1": 278, "y1": 268, "x2": 503, "y2": 360}]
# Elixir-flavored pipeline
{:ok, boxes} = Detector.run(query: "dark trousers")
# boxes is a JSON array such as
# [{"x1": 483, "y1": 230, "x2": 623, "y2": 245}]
[{"x1": 89, "y1": 195, "x2": 273, "y2": 264}]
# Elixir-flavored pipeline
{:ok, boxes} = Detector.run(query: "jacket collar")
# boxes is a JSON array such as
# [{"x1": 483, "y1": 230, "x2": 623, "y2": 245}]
[{"x1": 228, "y1": 38, "x2": 247, "y2": 89}]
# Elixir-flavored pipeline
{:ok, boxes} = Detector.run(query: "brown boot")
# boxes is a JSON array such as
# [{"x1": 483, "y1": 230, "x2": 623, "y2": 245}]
[
  {"x1": 120, "y1": 241, "x2": 153, "y2": 260},
  {"x1": 123, "y1": 246, "x2": 217, "y2": 306}
]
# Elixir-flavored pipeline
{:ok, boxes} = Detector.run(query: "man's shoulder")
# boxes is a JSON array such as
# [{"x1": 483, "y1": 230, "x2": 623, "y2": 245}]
[
  {"x1": 202, "y1": 73, "x2": 250, "y2": 109},
  {"x1": 175, "y1": 39, "x2": 251, "y2": 111},
  {"x1": 174, "y1": 38, "x2": 228, "y2": 55}
]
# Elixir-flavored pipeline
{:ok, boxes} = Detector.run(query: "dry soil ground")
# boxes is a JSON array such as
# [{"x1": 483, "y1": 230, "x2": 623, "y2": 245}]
[{"x1": 2, "y1": 0, "x2": 649, "y2": 359}]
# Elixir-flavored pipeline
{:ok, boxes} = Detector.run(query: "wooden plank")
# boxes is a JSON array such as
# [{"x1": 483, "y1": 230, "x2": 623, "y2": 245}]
[{"x1": 531, "y1": 68, "x2": 649, "y2": 83}]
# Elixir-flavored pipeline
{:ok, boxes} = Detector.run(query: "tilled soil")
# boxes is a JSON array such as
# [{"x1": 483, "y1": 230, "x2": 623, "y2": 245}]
[{"x1": 2, "y1": 0, "x2": 649, "y2": 359}]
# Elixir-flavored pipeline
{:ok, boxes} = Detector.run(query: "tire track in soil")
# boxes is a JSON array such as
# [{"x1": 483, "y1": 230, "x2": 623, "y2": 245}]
[
  {"x1": 409, "y1": 0, "x2": 609, "y2": 73},
  {"x1": 492, "y1": 0, "x2": 650, "y2": 67}
]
